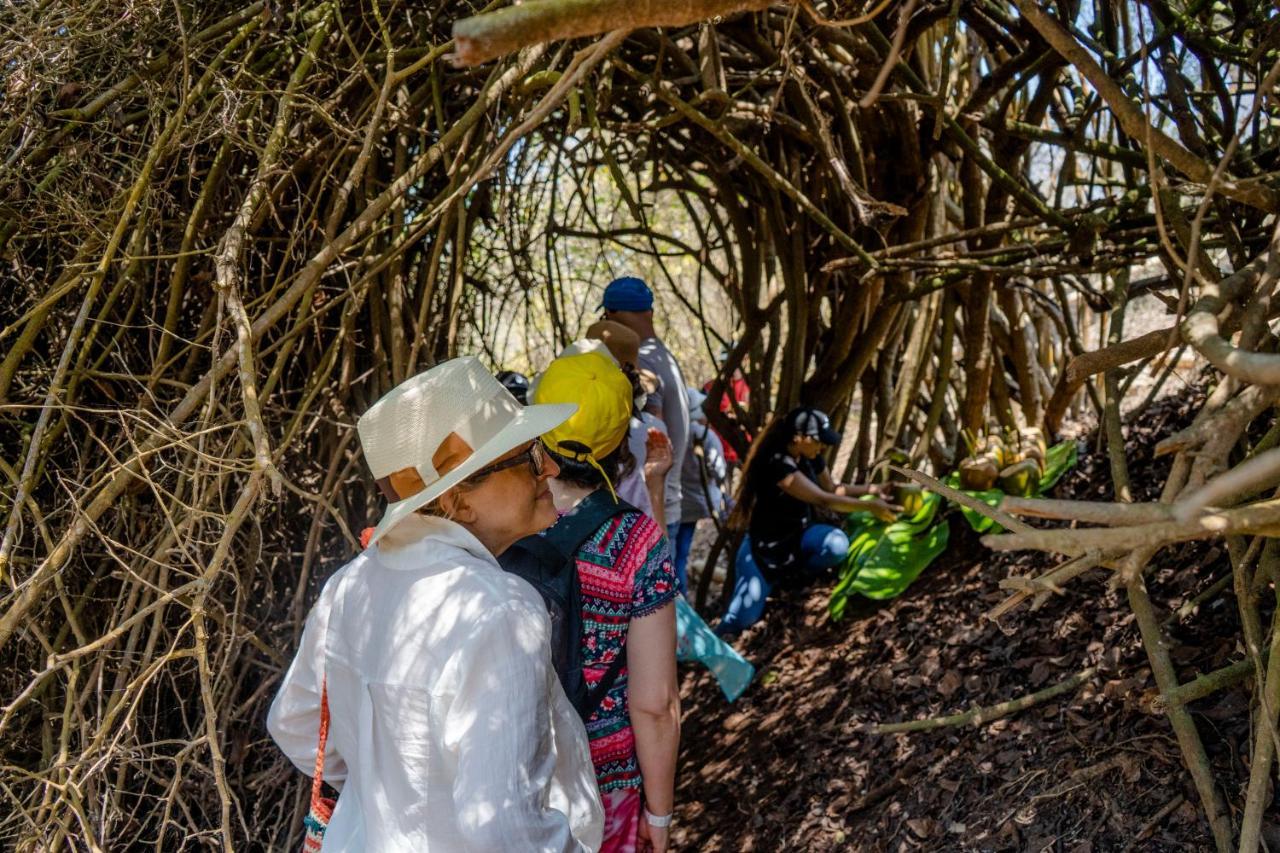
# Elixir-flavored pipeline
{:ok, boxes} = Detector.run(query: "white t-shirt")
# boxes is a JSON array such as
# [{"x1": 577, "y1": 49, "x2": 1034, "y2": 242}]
[{"x1": 638, "y1": 337, "x2": 690, "y2": 525}]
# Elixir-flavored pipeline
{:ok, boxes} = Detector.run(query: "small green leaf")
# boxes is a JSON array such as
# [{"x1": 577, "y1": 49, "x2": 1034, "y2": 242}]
[
  {"x1": 518, "y1": 69, "x2": 563, "y2": 93},
  {"x1": 958, "y1": 488, "x2": 1005, "y2": 533},
  {"x1": 1038, "y1": 440, "x2": 1079, "y2": 493}
]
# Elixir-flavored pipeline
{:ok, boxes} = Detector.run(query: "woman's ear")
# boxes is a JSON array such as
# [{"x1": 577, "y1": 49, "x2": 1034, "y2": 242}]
[{"x1": 439, "y1": 489, "x2": 478, "y2": 525}]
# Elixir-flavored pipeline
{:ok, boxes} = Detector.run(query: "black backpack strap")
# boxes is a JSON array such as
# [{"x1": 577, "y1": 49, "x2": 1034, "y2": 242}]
[
  {"x1": 543, "y1": 490, "x2": 636, "y2": 555},
  {"x1": 583, "y1": 640, "x2": 629, "y2": 718},
  {"x1": 509, "y1": 490, "x2": 639, "y2": 721},
  {"x1": 506, "y1": 535, "x2": 572, "y2": 588},
  {"x1": 550, "y1": 491, "x2": 638, "y2": 719}
]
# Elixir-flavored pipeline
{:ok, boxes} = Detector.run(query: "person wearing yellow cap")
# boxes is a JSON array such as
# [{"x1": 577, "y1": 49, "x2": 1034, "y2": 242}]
[
  {"x1": 581, "y1": 321, "x2": 675, "y2": 528},
  {"x1": 533, "y1": 351, "x2": 681, "y2": 853}
]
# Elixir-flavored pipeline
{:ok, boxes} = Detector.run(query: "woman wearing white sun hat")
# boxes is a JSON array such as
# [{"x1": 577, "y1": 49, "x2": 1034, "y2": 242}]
[{"x1": 268, "y1": 357, "x2": 604, "y2": 851}]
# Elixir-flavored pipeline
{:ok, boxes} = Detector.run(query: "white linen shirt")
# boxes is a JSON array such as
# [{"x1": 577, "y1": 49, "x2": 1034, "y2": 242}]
[{"x1": 267, "y1": 514, "x2": 604, "y2": 852}]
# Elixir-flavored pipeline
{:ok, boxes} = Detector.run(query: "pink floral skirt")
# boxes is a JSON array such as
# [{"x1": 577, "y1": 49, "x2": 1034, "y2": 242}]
[{"x1": 600, "y1": 788, "x2": 642, "y2": 853}]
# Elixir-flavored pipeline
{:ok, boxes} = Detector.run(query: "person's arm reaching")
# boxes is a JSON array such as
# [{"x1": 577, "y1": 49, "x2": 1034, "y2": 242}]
[
  {"x1": 445, "y1": 600, "x2": 591, "y2": 852},
  {"x1": 815, "y1": 467, "x2": 890, "y2": 499},
  {"x1": 779, "y1": 471, "x2": 899, "y2": 522}
]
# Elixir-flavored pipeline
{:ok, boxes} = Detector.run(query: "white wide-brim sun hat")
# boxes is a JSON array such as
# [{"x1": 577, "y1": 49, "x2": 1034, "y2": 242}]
[{"x1": 357, "y1": 356, "x2": 576, "y2": 547}]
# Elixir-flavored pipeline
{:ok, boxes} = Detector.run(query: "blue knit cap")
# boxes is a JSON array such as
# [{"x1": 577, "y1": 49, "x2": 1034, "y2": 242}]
[{"x1": 601, "y1": 276, "x2": 654, "y2": 312}]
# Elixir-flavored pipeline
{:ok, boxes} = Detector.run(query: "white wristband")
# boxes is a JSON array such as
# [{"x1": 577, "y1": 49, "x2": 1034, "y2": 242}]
[{"x1": 644, "y1": 808, "x2": 673, "y2": 828}]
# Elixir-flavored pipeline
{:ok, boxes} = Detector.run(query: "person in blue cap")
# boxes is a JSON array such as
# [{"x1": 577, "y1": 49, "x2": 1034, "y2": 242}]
[
  {"x1": 717, "y1": 406, "x2": 898, "y2": 634},
  {"x1": 602, "y1": 276, "x2": 691, "y2": 552}
]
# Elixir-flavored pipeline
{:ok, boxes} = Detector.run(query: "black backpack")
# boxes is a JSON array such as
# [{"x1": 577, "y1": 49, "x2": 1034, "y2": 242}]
[{"x1": 498, "y1": 490, "x2": 637, "y2": 722}]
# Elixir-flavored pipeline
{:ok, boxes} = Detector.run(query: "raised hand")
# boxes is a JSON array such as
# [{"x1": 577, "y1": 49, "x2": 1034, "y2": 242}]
[{"x1": 644, "y1": 428, "x2": 674, "y2": 482}]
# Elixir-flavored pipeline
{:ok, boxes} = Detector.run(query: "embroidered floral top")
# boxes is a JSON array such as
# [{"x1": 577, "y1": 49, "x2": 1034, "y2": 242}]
[{"x1": 573, "y1": 504, "x2": 677, "y2": 792}]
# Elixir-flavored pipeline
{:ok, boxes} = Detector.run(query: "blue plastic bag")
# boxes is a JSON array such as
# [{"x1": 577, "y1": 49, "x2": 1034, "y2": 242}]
[{"x1": 675, "y1": 596, "x2": 755, "y2": 701}]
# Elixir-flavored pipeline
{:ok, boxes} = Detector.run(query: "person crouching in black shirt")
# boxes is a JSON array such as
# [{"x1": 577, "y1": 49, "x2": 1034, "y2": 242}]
[{"x1": 716, "y1": 407, "x2": 897, "y2": 635}]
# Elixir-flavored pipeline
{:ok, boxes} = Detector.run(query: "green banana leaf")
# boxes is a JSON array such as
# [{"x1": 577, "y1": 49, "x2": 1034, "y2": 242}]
[
  {"x1": 829, "y1": 492, "x2": 950, "y2": 619},
  {"x1": 946, "y1": 484, "x2": 1005, "y2": 534},
  {"x1": 947, "y1": 441, "x2": 1079, "y2": 533},
  {"x1": 1039, "y1": 440, "x2": 1079, "y2": 491},
  {"x1": 826, "y1": 442, "x2": 1078, "y2": 619}
]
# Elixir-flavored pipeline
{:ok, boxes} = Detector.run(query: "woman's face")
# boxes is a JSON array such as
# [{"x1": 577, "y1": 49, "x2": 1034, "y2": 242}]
[
  {"x1": 445, "y1": 441, "x2": 561, "y2": 555},
  {"x1": 792, "y1": 433, "x2": 823, "y2": 459}
]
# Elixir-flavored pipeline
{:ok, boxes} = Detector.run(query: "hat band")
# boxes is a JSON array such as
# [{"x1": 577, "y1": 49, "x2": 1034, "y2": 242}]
[
  {"x1": 380, "y1": 467, "x2": 427, "y2": 501},
  {"x1": 377, "y1": 432, "x2": 476, "y2": 501}
]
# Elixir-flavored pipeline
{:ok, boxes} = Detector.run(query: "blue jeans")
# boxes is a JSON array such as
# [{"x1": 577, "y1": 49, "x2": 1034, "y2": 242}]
[
  {"x1": 671, "y1": 521, "x2": 697, "y2": 597},
  {"x1": 797, "y1": 523, "x2": 851, "y2": 572},
  {"x1": 717, "y1": 524, "x2": 849, "y2": 634}
]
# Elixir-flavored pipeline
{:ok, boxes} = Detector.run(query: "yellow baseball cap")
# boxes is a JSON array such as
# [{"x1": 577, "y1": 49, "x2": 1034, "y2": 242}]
[{"x1": 533, "y1": 351, "x2": 633, "y2": 497}]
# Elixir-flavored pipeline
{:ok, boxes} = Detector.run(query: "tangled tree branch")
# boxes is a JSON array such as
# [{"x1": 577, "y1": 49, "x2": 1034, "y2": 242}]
[{"x1": 2, "y1": 0, "x2": 1279, "y2": 848}]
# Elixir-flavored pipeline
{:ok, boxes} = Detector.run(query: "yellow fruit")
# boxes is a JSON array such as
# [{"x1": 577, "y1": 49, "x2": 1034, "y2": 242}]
[
  {"x1": 1018, "y1": 427, "x2": 1048, "y2": 473},
  {"x1": 976, "y1": 434, "x2": 1009, "y2": 469},
  {"x1": 999, "y1": 459, "x2": 1041, "y2": 497},
  {"x1": 894, "y1": 483, "x2": 925, "y2": 515}
]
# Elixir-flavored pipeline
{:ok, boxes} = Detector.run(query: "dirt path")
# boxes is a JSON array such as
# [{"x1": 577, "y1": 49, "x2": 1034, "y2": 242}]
[{"x1": 670, "y1": 391, "x2": 1266, "y2": 851}]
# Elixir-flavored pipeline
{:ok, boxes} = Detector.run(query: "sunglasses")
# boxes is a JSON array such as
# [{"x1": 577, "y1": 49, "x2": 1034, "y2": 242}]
[{"x1": 467, "y1": 440, "x2": 549, "y2": 482}]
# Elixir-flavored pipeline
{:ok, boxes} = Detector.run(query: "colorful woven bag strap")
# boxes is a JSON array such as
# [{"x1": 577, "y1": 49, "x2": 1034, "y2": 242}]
[{"x1": 310, "y1": 678, "x2": 334, "y2": 820}]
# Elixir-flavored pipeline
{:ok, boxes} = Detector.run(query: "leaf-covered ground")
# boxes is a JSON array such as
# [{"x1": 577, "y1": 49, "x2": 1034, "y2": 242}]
[{"x1": 671, "y1": 387, "x2": 1278, "y2": 851}]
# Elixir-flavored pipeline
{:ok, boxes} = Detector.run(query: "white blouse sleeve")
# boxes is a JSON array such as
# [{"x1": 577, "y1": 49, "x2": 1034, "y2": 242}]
[
  {"x1": 443, "y1": 600, "x2": 587, "y2": 852},
  {"x1": 266, "y1": 582, "x2": 348, "y2": 789}
]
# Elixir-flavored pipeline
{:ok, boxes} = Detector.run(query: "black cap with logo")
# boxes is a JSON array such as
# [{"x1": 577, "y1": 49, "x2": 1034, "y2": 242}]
[
  {"x1": 496, "y1": 370, "x2": 530, "y2": 405},
  {"x1": 785, "y1": 406, "x2": 842, "y2": 446}
]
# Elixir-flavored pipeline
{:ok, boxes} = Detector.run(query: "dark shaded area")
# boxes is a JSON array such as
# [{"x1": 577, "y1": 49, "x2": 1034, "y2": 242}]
[{"x1": 673, "y1": 387, "x2": 1277, "y2": 851}]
